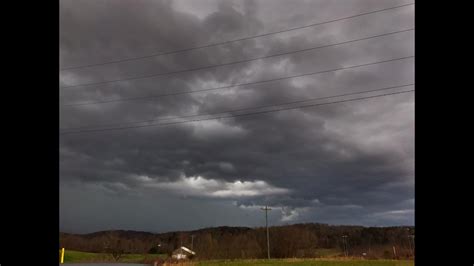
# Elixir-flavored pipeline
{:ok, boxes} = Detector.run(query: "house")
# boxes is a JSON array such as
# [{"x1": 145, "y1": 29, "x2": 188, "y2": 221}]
[{"x1": 171, "y1": 246, "x2": 196, "y2": 260}]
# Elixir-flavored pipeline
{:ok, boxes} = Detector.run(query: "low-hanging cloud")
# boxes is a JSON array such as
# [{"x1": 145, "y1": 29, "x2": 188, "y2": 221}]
[{"x1": 141, "y1": 175, "x2": 290, "y2": 198}]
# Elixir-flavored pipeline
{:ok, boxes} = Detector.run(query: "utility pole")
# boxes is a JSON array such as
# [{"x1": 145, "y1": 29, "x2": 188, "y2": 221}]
[
  {"x1": 261, "y1": 205, "x2": 272, "y2": 259},
  {"x1": 406, "y1": 228, "x2": 414, "y2": 257},
  {"x1": 342, "y1": 235, "x2": 348, "y2": 257},
  {"x1": 368, "y1": 236, "x2": 371, "y2": 255},
  {"x1": 408, "y1": 234, "x2": 414, "y2": 257},
  {"x1": 191, "y1": 235, "x2": 195, "y2": 250},
  {"x1": 407, "y1": 236, "x2": 412, "y2": 257}
]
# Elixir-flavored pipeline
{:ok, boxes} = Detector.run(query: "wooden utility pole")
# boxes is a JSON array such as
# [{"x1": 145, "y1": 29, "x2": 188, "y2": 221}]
[
  {"x1": 368, "y1": 236, "x2": 371, "y2": 255},
  {"x1": 342, "y1": 235, "x2": 348, "y2": 257},
  {"x1": 261, "y1": 206, "x2": 272, "y2": 259},
  {"x1": 408, "y1": 235, "x2": 415, "y2": 257}
]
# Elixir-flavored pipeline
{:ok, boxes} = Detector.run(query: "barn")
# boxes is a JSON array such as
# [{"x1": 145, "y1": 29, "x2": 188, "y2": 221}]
[{"x1": 171, "y1": 246, "x2": 196, "y2": 260}]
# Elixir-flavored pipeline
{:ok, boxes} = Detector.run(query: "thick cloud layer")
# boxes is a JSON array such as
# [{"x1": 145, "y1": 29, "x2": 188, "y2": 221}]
[{"x1": 60, "y1": 0, "x2": 414, "y2": 233}]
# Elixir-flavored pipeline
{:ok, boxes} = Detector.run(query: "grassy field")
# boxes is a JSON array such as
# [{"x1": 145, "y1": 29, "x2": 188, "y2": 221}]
[
  {"x1": 62, "y1": 250, "x2": 166, "y2": 263},
  {"x1": 193, "y1": 259, "x2": 414, "y2": 266},
  {"x1": 62, "y1": 250, "x2": 413, "y2": 266}
]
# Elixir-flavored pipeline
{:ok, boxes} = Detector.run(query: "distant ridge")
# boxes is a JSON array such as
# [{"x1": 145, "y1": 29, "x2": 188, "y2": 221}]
[{"x1": 60, "y1": 223, "x2": 414, "y2": 259}]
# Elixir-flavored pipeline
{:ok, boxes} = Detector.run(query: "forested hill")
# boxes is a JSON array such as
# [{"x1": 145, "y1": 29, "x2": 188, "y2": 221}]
[{"x1": 60, "y1": 223, "x2": 415, "y2": 259}]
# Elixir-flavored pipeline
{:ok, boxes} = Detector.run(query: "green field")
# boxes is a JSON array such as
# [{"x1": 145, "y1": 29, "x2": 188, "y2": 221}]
[
  {"x1": 62, "y1": 250, "x2": 413, "y2": 266},
  {"x1": 63, "y1": 250, "x2": 166, "y2": 263},
  {"x1": 194, "y1": 259, "x2": 414, "y2": 266}
]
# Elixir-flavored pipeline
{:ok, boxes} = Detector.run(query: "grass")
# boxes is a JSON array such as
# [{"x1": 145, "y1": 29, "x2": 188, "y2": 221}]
[
  {"x1": 62, "y1": 250, "x2": 414, "y2": 266},
  {"x1": 313, "y1": 248, "x2": 342, "y2": 257},
  {"x1": 62, "y1": 250, "x2": 167, "y2": 263},
  {"x1": 193, "y1": 259, "x2": 414, "y2": 266}
]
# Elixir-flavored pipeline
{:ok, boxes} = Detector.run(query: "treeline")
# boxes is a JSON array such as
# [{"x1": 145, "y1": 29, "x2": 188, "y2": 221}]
[{"x1": 60, "y1": 223, "x2": 415, "y2": 260}]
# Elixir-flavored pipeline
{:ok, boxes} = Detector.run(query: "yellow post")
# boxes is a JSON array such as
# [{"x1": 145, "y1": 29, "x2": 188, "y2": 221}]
[{"x1": 60, "y1": 247, "x2": 65, "y2": 263}]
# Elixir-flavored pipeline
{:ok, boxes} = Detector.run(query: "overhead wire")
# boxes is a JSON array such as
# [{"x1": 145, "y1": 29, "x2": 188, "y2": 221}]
[
  {"x1": 60, "y1": 89, "x2": 414, "y2": 135},
  {"x1": 60, "y1": 3, "x2": 414, "y2": 71},
  {"x1": 61, "y1": 83, "x2": 414, "y2": 131},
  {"x1": 60, "y1": 28, "x2": 413, "y2": 89},
  {"x1": 61, "y1": 54, "x2": 414, "y2": 106}
]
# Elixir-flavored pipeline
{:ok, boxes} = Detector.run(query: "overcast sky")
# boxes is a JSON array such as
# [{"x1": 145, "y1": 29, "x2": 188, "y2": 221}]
[{"x1": 59, "y1": 0, "x2": 414, "y2": 234}]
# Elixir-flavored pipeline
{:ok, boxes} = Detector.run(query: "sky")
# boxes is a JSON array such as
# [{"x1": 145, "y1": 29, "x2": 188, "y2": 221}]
[{"x1": 59, "y1": 0, "x2": 414, "y2": 234}]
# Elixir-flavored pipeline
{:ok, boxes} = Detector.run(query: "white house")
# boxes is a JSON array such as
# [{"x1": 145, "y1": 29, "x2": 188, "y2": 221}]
[{"x1": 171, "y1": 246, "x2": 196, "y2": 260}]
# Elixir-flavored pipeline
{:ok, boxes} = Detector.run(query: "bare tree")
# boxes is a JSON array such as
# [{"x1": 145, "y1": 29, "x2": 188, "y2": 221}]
[{"x1": 103, "y1": 233, "x2": 125, "y2": 262}]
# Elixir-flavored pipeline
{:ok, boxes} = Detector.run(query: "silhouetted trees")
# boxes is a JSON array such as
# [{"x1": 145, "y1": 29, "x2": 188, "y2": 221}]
[{"x1": 60, "y1": 224, "x2": 414, "y2": 260}]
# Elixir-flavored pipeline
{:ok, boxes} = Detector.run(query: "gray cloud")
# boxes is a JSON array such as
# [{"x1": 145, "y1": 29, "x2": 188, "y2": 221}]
[{"x1": 60, "y1": 0, "x2": 414, "y2": 233}]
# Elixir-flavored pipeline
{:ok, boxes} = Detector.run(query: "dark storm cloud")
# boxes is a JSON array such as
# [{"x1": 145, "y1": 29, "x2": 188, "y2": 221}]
[{"x1": 60, "y1": 0, "x2": 414, "y2": 233}]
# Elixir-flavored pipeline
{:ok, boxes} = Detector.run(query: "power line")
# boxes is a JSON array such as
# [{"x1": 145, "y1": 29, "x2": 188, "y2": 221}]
[
  {"x1": 60, "y1": 89, "x2": 414, "y2": 135},
  {"x1": 61, "y1": 28, "x2": 413, "y2": 90},
  {"x1": 61, "y1": 54, "x2": 414, "y2": 106},
  {"x1": 61, "y1": 83, "x2": 414, "y2": 131},
  {"x1": 62, "y1": 84, "x2": 413, "y2": 130},
  {"x1": 60, "y1": 3, "x2": 414, "y2": 71}
]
